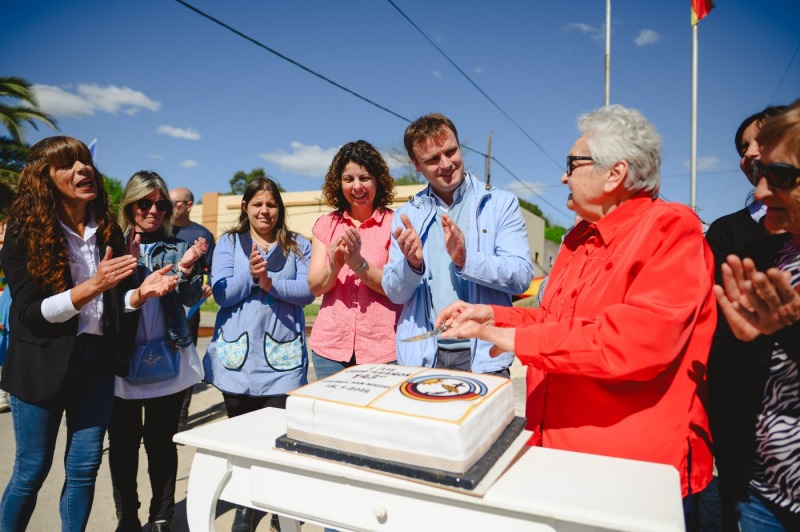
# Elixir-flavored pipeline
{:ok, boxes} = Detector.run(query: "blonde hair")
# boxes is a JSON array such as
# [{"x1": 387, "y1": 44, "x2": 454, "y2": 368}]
[{"x1": 118, "y1": 171, "x2": 173, "y2": 237}]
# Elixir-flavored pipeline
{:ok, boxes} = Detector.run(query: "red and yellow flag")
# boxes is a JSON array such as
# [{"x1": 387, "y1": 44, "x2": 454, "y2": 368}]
[{"x1": 691, "y1": 0, "x2": 715, "y2": 25}]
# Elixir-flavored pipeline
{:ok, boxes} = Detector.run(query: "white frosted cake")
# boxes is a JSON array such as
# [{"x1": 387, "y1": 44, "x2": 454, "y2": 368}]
[{"x1": 285, "y1": 364, "x2": 515, "y2": 474}]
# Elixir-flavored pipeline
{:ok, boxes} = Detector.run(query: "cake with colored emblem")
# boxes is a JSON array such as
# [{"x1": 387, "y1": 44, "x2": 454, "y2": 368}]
[{"x1": 283, "y1": 364, "x2": 515, "y2": 474}]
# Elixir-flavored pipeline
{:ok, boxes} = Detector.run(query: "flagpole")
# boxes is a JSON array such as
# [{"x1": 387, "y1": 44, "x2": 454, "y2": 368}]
[
  {"x1": 690, "y1": 23, "x2": 698, "y2": 212},
  {"x1": 604, "y1": 0, "x2": 611, "y2": 106}
]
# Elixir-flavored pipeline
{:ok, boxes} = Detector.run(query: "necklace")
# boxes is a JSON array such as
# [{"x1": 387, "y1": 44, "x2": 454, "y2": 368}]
[{"x1": 251, "y1": 233, "x2": 276, "y2": 251}]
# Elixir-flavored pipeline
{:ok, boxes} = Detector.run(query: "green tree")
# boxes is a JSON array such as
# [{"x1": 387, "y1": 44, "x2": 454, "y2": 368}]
[
  {"x1": 229, "y1": 168, "x2": 284, "y2": 195},
  {"x1": 103, "y1": 175, "x2": 124, "y2": 216},
  {"x1": 0, "y1": 76, "x2": 58, "y2": 218},
  {"x1": 517, "y1": 197, "x2": 568, "y2": 244},
  {"x1": 0, "y1": 76, "x2": 57, "y2": 143}
]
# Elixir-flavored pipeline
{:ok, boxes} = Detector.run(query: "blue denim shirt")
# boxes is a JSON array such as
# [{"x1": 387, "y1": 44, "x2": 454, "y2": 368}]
[
  {"x1": 137, "y1": 237, "x2": 202, "y2": 349},
  {"x1": 382, "y1": 172, "x2": 534, "y2": 373}
]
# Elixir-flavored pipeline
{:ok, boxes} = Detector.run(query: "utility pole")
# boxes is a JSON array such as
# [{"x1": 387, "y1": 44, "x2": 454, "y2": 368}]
[
  {"x1": 604, "y1": 0, "x2": 611, "y2": 106},
  {"x1": 485, "y1": 131, "x2": 493, "y2": 189}
]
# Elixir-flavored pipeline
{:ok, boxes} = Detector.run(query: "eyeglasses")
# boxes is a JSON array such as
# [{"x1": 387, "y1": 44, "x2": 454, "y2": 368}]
[
  {"x1": 171, "y1": 200, "x2": 189, "y2": 207},
  {"x1": 135, "y1": 198, "x2": 171, "y2": 212},
  {"x1": 566, "y1": 155, "x2": 594, "y2": 176},
  {"x1": 751, "y1": 160, "x2": 800, "y2": 189}
]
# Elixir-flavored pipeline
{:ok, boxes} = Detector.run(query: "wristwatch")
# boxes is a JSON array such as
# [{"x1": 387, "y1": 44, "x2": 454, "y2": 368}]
[{"x1": 353, "y1": 259, "x2": 368, "y2": 273}]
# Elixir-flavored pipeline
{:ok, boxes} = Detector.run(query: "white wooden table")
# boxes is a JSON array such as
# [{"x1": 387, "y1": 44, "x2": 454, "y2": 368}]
[{"x1": 174, "y1": 408, "x2": 685, "y2": 532}]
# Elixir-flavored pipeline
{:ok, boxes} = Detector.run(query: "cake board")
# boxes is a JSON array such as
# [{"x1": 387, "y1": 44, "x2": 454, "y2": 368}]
[{"x1": 275, "y1": 416, "x2": 528, "y2": 497}]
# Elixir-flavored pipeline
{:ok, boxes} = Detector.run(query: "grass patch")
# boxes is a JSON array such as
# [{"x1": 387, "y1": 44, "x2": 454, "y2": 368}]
[{"x1": 199, "y1": 299, "x2": 320, "y2": 320}]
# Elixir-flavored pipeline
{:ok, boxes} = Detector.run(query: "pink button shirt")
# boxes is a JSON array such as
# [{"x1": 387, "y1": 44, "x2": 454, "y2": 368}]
[{"x1": 308, "y1": 209, "x2": 401, "y2": 363}]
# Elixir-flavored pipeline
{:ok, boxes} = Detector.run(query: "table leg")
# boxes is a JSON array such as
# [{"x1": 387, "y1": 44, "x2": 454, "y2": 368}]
[
  {"x1": 277, "y1": 514, "x2": 302, "y2": 532},
  {"x1": 186, "y1": 451, "x2": 232, "y2": 532}
]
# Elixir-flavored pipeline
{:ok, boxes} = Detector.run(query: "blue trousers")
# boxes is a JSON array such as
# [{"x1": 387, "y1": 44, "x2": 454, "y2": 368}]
[{"x1": 0, "y1": 335, "x2": 114, "y2": 532}]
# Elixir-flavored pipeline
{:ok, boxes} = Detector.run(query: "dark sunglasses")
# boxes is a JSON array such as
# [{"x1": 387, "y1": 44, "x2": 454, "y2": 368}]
[
  {"x1": 566, "y1": 155, "x2": 594, "y2": 176},
  {"x1": 751, "y1": 160, "x2": 800, "y2": 189},
  {"x1": 135, "y1": 198, "x2": 171, "y2": 212}
]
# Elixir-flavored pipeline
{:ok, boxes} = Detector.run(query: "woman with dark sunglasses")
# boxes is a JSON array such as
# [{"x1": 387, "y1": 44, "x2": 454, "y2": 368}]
[
  {"x1": 713, "y1": 99, "x2": 800, "y2": 531},
  {"x1": 110, "y1": 171, "x2": 208, "y2": 532},
  {"x1": 704, "y1": 104, "x2": 787, "y2": 530}
]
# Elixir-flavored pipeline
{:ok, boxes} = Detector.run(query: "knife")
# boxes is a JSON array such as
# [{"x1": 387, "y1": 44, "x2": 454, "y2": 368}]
[{"x1": 400, "y1": 324, "x2": 449, "y2": 342}]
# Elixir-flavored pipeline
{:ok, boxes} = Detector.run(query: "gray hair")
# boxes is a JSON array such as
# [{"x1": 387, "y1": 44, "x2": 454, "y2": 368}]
[{"x1": 578, "y1": 105, "x2": 661, "y2": 197}]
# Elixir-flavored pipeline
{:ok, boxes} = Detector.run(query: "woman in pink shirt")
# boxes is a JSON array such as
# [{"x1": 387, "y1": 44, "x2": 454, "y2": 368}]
[{"x1": 307, "y1": 140, "x2": 401, "y2": 380}]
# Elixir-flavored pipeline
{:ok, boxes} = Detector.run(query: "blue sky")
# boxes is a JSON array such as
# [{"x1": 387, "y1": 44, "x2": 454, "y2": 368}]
[{"x1": 3, "y1": 0, "x2": 799, "y2": 226}]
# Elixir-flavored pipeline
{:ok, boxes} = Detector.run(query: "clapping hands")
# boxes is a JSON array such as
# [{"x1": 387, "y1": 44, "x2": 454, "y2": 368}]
[
  {"x1": 178, "y1": 237, "x2": 208, "y2": 274},
  {"x1": 714, "y1": 254, "x2": 800, "y2": 341},
  {"x1": 250, "y1": 242, "x2": 273, "y2": 292}
]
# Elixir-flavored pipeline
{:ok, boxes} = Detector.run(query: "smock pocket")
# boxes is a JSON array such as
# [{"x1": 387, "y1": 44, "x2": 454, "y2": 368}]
[
  {"x1": 263, "y1": 332, "x2": 303, "y2": 371},
  {"x1": 216, "y1": 331, "x2": 249, "y2": 370}
]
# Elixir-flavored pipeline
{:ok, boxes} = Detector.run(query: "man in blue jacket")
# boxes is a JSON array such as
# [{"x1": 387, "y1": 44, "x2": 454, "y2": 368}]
[{"x1": 382, "y1": 113, "x2": 533, "y2": 375}]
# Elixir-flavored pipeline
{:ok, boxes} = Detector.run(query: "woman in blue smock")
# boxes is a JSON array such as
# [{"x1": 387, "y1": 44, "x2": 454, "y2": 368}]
[{"x1": 203, "y1": 177, "x2": 314, "y2": 530}]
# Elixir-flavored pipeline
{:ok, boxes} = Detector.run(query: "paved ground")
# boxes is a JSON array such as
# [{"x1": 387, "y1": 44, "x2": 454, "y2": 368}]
[{"x1": 0, "y1": 311, "x2": 528, "y2": 531}]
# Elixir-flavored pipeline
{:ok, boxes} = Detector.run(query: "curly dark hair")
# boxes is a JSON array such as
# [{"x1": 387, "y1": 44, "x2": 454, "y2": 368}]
[
  {"x1": 8, "y1": 136, "x2": 121, "y2": 294},
  {"x1": 322, "y1": 140, "x2": 395, "y2": 214}
]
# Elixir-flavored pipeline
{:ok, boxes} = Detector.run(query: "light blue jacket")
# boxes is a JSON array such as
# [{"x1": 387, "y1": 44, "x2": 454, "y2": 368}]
[
  {"x1": 203, "y1": 233, "x2": 314, "y2": 396},
  {"x1": 382, "y1": 172, "x2": 534, "y2": 373}
]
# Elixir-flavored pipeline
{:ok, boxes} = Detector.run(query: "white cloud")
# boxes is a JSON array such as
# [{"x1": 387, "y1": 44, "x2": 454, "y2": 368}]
[
  {"x1": 473, "y1": 66, "x2": 484, "y2": 75},
  {"x1": 32, "y1": 83, "x2": 161, "y2": 118},
  {"x1": 157, "y1": 125, "x2": 201, "y2": 141},
  {"x1": 634, "y1": 29, "x2": 662, "y2": 46},
  {"x1": 383, "y1": 151, "x2": 412, "y2": 174},
  {"x1": 180, "y1": 160, "x2": 200, "y2": 169},
  {"x1": 260, "y1": 142, "x2": 340, "y2": 177},
  {"x1": 505, "y1": 180, "x2": 548, "y2": 202},
  {"x1": 432, "y1": 70, "x2": 443, "y2": 80},
  {"x1": 683, "y1": 156, "x2": 720, "y2": 171},
  {"x1": 32, "y1": 85, "x2": 95, "y2": 117},
  {"x1": 565, "y1": 22, "x2": 605, "y2": 42}
]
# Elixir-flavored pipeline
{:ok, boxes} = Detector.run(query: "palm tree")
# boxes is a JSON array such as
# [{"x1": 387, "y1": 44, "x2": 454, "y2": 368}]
[
  {"x1": 0, "y1": 76, "x2": 57, "y2": 143},
  {"x1": 0, "y1": 76, "x2": 58, "y2": 218}
]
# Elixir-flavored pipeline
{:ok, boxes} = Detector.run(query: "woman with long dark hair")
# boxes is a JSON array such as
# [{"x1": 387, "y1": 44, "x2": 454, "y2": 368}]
[
  {"x1": 203, "y1": 177, "x2": 313, "y2": 531},
  {"x1": 0, "y1": 137, "x2": 172, "y2": 531}
]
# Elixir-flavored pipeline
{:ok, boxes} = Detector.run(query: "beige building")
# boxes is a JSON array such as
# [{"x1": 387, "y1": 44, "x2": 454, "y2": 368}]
[{"x1": 187, "y1": 185, "x2": 546, "y2": 279}]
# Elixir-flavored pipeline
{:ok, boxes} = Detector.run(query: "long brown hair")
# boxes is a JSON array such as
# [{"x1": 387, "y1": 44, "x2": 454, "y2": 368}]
[
  {"x1": 226, "y1": 177, "x2": 301, "y2": 258},
  {"x1": 8, "y1": 136, "x2": 120, "y2": 294}
]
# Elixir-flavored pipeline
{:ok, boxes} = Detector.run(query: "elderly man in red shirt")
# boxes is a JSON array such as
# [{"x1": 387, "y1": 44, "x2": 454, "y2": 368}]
[{"x1": 437, "y1": 104, "x2": 715, "y2": 529}]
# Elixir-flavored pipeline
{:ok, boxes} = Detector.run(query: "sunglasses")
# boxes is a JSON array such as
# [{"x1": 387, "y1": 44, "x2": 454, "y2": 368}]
[
  {"x1": 135, "y1": 198, "x2": 171, "y2": 212},
  {"x1": 751, "y1": 160, "x2": 800, "y2": 189},
  {"x1": 566, "y1": 155, "x2": 594, "y2": 176}
]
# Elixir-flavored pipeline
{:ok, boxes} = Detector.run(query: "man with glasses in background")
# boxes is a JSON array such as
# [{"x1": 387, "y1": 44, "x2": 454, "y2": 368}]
[{"x1": 169, "y1": 187, "x2": 215, "y2": 432}]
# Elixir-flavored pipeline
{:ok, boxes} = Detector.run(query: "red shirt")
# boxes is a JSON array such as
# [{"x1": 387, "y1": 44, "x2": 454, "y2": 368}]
[
  {"x1": 493, "y1": 196, "x2": 715, "y2": 497},
  {"x1": 308, "y1": 209, "x2": 401, "y2": 363}
]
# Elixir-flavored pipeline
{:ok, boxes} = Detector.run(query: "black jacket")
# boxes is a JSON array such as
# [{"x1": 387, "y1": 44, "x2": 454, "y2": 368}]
[
  {"x1": 706, "y1": 218, "x2": 800, "y2": 530},
  {"x1": 0, "y1": 226, "x2": 138, "y2": 403}
]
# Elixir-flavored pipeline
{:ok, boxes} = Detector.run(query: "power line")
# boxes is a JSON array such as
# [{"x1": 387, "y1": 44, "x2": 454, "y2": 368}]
[
  {"x1": 173, "y1": 0, "x2": 572, "y2": 223},
  {"x1": 385, "y1": 0, "x2": 562, "y2": 171},
  {"x1": 172, "y1": 0, "x2": 411, "y2": 123},
  {"x1": 770, "y1": 41, "x2": 800, "y2": 105}
]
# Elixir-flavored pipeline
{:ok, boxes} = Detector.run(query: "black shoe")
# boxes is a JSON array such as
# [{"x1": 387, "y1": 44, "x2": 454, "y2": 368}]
[
  {"x1": 270, "y1": 513, "x2": 282, "y2": 532},
  {"x1": 149, "y1": 519, "x2": 171, "y2": 532},
  {"x1": 231, "y1": 506, "x2": 254, "y2": 532},
  {"x1": 115, "y1": 511, "x2": 141, "y2": 532}
]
